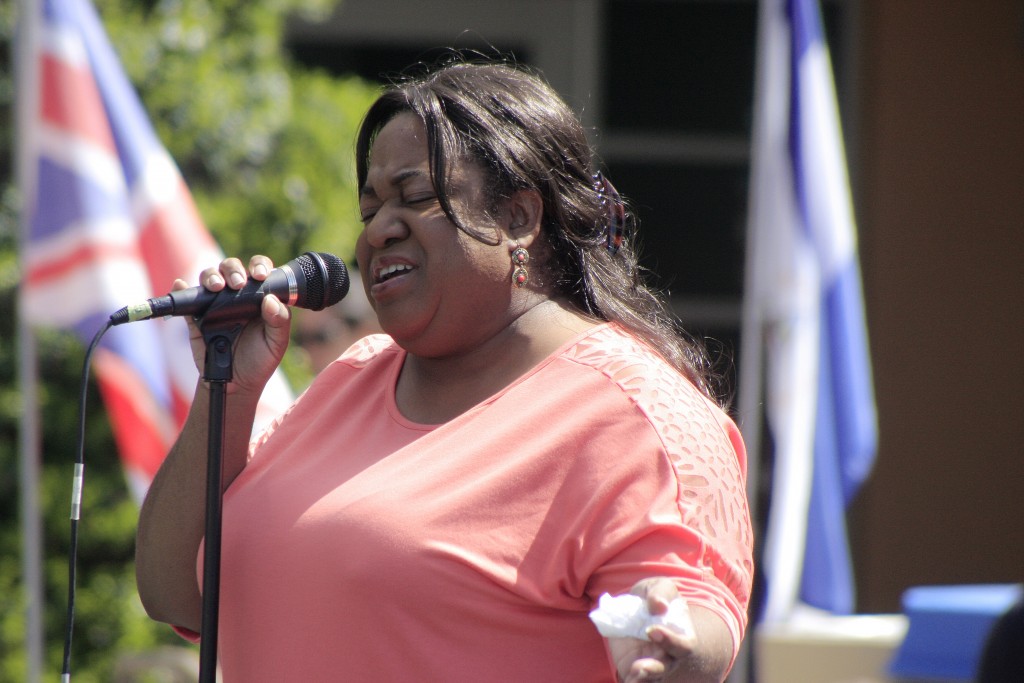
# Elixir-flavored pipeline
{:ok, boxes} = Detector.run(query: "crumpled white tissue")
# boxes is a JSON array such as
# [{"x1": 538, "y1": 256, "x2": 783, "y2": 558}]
[{"x1": 588, "y1": 592, "x2": 695, "y2": 641}]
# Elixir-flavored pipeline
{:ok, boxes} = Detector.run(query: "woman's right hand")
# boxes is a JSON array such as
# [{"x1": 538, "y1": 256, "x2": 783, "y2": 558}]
[
  {"x1": 137, "y1": 254, "x2": 289, "y2": 633},
  {"x1": 176, "y1": 254, "x2": 293, "y2": 397}
]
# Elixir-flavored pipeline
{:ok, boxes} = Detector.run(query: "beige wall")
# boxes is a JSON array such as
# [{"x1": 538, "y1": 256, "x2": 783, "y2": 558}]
[{"x1": 852, "y1": 0, "x2": 1024, "y2": 612}]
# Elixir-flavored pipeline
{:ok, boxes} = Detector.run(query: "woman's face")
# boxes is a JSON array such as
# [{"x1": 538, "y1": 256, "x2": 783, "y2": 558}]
[{"x1": 355, "y1": 113, "x2": 517, "y2": 358}]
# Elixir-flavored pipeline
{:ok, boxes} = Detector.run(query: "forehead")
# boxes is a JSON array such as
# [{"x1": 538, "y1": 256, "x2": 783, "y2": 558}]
[{"x1": 364, "y1": 113, "x2": 430, "y2": 180}]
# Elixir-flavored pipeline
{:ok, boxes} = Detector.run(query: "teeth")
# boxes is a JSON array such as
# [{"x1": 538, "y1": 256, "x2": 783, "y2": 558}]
[{"x1": 378, "y1": 263, "x2": 412, "y2": 281}]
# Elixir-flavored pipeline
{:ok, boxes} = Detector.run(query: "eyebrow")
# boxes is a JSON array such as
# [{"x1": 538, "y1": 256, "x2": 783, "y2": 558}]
[{"x1": 360, "y1": 169, "x2": 430, "y2": 200}]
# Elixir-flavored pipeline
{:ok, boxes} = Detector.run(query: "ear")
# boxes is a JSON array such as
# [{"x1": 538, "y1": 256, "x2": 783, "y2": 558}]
[{"x1": 504, "y1": 189, "x2": 544, "y2": 248}]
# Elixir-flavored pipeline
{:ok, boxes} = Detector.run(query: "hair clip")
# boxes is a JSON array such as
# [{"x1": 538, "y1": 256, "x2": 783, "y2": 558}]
[{"x1": 594, "y1": 171, "x2": 626, "y2": 255}]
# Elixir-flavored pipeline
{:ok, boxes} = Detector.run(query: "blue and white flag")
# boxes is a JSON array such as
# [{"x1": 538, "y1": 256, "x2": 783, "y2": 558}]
[{"x1": 739, "y1": 0, "x2": 878, "y2": 622}]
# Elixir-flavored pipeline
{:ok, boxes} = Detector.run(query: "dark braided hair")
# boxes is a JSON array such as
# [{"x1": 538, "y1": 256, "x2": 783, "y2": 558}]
[{"x1": 355, "y1": 59, "x2": 721, "y2": 402}]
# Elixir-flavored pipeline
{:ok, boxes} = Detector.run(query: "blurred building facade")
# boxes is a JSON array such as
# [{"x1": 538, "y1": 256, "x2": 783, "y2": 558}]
[{"x1": 285, "y1": 0, "x2": 1024, "y2": 614}]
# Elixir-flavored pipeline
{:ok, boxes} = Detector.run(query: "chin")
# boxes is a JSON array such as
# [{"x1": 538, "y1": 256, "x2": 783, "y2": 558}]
[{"x1": 377, "y1": 319, "x2": 421, "y2": 348}]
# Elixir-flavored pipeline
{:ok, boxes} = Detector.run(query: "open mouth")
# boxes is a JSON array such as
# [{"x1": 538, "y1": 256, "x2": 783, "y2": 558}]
[{"x1": 376, "y1": 263, "x2": 413, "y2": 283}]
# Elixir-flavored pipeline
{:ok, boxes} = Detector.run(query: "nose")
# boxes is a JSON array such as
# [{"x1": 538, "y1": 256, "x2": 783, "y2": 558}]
[{"x1": 362, "y1": 204, "x2": 409, "y2": 249}]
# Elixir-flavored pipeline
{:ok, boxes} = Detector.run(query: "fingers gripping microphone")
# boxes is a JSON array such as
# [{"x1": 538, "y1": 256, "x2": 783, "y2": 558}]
[{"x1": 109, "y1": 252, "x2": 350, "y2": 326}]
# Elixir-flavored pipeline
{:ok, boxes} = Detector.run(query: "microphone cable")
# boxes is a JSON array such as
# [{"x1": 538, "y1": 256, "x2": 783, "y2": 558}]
[{"x1": 61, "y1": 318, "x2": 112, "y2": 683}]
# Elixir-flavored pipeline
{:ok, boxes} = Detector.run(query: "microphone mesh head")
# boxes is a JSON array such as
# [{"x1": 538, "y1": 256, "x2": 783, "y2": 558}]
[{"x1": 298, "y1": 252, "x2": 350, "y2": 310}]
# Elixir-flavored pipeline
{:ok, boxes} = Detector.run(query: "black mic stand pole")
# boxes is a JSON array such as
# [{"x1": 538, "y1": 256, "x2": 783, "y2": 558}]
[{"x1": 196, "y1": 317, "x2": 245, "y2": 683}]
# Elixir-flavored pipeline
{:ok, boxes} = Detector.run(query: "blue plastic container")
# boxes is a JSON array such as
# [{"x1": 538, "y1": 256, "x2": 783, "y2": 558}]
[{"x1": 888, "y1": 583, "x2": 1023, "y2": 681}]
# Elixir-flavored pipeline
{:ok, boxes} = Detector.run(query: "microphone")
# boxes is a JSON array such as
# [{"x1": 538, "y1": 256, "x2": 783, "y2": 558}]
[{"x1": 109, "y1": 252, "x2": 350, "y2": 326}]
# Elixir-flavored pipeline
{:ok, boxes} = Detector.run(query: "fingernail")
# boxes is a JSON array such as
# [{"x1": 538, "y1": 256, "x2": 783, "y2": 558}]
[
  {"x1": 209, "y1": 274, "x2": 224, "y2": 288},
  {"x1": 253, "y1": 263, "x2": 268, "y2": 278},
  {"x1": 229, "y1": 272, "x2": 246, "y2": 287}
]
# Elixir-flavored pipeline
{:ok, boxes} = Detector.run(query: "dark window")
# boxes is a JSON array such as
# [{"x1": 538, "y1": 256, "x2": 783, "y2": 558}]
[
  {"x1": 603, "y1": 0, "x2": 758, "y2": 135},
  {"x1": 610, "y1": 161, "x2": 748, "y2": 298}
]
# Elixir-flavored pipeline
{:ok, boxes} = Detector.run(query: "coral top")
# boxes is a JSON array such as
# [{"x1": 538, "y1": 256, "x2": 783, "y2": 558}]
[{"x1": 184, "y1": 324, "x2": 753, "y2": 681}]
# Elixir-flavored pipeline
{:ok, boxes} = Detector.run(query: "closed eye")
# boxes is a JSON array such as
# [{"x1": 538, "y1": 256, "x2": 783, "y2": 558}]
[
  {"x1": 404, "y1": 194, "x2": 436, "y2": 206},
  {"x1": 359, "y1": 206, "x2": 379, "y2": 224}
]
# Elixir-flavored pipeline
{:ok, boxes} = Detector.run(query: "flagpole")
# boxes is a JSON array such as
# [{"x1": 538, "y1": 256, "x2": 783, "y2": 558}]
[
  {"x1": 15, "y1": 0, "x2": 46, "y2": 678},
  {"x1": 17, "y1": 325, "x2": 45, "y2": 683},
  {"x1": 738, "y1": 0, "x2": 778, "y2": 525},
  {"x1": 731, "y1": 3, "x2": 780, "y2": 679}
]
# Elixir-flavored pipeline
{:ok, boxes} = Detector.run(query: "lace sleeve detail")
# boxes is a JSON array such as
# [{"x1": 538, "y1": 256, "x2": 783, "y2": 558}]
[{"x1": 565, "y1": 326, "x2": 754, "y2": 612}]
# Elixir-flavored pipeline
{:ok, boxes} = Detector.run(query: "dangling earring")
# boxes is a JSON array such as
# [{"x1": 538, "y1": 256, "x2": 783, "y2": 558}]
[{"x1": 511, "y1": 244, "x2": 530, "y2": 288}]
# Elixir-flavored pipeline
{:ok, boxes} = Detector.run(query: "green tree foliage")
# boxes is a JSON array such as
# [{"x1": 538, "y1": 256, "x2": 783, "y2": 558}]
[
  {"x1": 99, "y1": 0, "x2": 379, "y2": 263},
  {"x1": 0, "y1": 0, "x2": 379, "y2": 679}
]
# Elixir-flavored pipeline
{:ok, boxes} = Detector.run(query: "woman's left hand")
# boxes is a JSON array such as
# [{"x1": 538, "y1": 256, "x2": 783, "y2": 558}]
[
  {"x1": 607, "y1": 578, "x2": 715, "y2": 683},
  {"x1": 607, "y1": 578, "x2": 693, "y2": 682}
]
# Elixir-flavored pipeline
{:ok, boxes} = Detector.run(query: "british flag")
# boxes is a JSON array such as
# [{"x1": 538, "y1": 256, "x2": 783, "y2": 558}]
[{"x1": 19, "y1": 0, "x2": 292, "y2": 499}]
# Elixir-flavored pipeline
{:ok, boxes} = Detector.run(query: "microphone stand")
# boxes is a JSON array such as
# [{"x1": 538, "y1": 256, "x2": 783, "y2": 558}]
[
  {"x1": 184, "y1": 254, "x2": 344, "y2": 681},
  {"x1": 195, "y1": 317, "x2": 245, "y2": 683}
]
